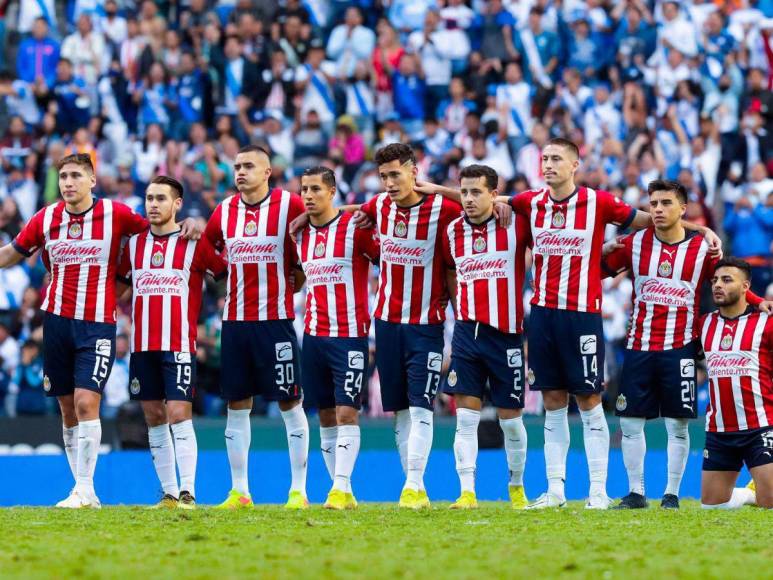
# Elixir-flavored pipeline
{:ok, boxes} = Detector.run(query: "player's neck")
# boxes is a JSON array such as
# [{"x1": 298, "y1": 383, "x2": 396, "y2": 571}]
[
  {"x1": 309, "y1": 207, "x2": 339, "y2": 227},
  {"x1": 150, "y1": 219, "x2": 179, "y2": 236},
  {"x1": 240, "y1": 183, "x2": 270, "y2": 205},
  {"x1": 397, "y1": 189, "x2": 422, "y2": 208},
  {"x1": 654, "y1": 223, "x2": 685, "y2": 245},
  {"x1": 719, "y1": 299, "x2": 748, "y2": 320},
  {"x1": 65, "y1": 193, "x2": 95, "y2": 214},
  {"x1": 467, "y1": 208, "x2": 493, "y2": 225},
  {"x1": 548, "y1": 181, "x2": 575, "y2": 200}
]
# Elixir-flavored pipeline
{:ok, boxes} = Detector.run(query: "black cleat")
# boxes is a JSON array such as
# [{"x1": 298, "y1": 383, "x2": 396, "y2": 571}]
[
  {"x1": 612, "y1": 492, "x2": 648, "y2": 509},
  {"x1": 660, "y1": 494, "x2": 680, "y2": 509},
  {"x1": 178, "y1": 490, "x2": 196, "y2": 510}
]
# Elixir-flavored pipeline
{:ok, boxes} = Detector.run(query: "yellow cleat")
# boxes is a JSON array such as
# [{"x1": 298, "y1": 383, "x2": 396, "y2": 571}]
[
  {"x1": 285, "y1": 490, "x2": 310, "y2": 510},
  {"x1": 399, "y1": 488, "x2": 431, "y2": 509},
  {"x1": 509, "y1": 485, "x2": 528, "y2": 510},
  {"x1": 747, "y1": 479, "x2": 756, "y2": 493},
  {"x1": 324, "y1": 489, "x2": 347, "y2": 510},
  {"x1": 149, "y1": 493, "x2": 179, "y2": 509},
  {"x1": 345, "y1": 492, "x2": 358, "y2": 510},
  {"x1": 214, "y1": 489, "x2": 253, "y2": 510},
  {"x1": 450, "y1": 491, "x2": 478, "y2": 509}
]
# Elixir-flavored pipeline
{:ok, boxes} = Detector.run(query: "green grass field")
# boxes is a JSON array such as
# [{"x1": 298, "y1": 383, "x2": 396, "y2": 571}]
[{"x1": 1, "y1": 503, "x2": 770, "y2": 579}]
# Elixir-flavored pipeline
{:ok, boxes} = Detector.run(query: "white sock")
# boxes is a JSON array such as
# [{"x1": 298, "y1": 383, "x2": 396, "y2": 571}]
[
  {"x1": 544, "y1": 407, "x2": 569, "y2": 498},
  {"x1": 664, "y1": 417, "x2": 689, "y2": 497},
  {"x1": 333, "y1": 425, "x2": 360, "y2": 493},
  {"x1": 149, "y1": 424, "x2": 179, "y2": 498},
  {"x1": 225, "y1": 408, "x2": 251, "y2": 495},
  {"x1": 171, "y1": 420, "x2": 197, "y2": 497},
  {"x1": 702, "y1": 487, "x2": 756, "y2": 510},
  {"x1": 394, "y1": 409, "x2": 411, "y2": 475},
  {"x1": 620, "y1": 417, "x2": 646, "y2": 495},
  {"x1": 320, "y1": 426, "x2": 338, "y2": 482},
  {"x1": 281, "y1": 405, "x2": 309, "y2": 494},
  {"x1": 75, "y1": 419, "x2": 101, "y2": 497},
  {"x1": 405, "y1": 407, "x2": 433, "y2": 491},
  {"x1": 63, "y1": 425, "x2": 79, "y2": 481},
  {"x1": 453, "y1": 408, "x2": 480, "y2": 493},
  {"x1": 580, "y1": 404, "x2": 609, "y2": 496},
  {"x1": 500, "y1": 416, "x2": 527, "y2": 487}
]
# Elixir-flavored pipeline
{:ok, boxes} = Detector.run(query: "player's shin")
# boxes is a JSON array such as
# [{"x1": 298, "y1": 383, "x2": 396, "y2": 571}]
[
  {"x1": 225, "y1": 408, "x2": 252, "y2": 495},
  {"x1": 702, "y1": 487, "x2": 756, "y2": 509},
  {"x1": 405, "y1": 407, "x2": 434, "y2": 492},
  {"x1": 171, "y1": 420, "x2": 197, "y2": 497},
  {"x1": 320, "y1": 425, "x2": 338, "y2": 481},
  {"x1": 280, "y1": 404, "x2": 309, "y2": 493},
  {"x1": 333, "y1": 424, "x2": 360, "y2": 493},
  {"x1": 500, "y1": 415, "x2": 527, "y2": 487},
  {"x1": 394, "y1": 409, "x2": 411, "y2": 476},
  {"x1": 544, "y1": 407, "x2": 570, "y2": 499},
  {"x1": 75, "y1": 419, "x2": 101, "y2": 497},
  {"x1": 664, "y1": 417, "x2": 689, "y2": 497},
  {"x1": 149, "y1": 424, "x2": 179, "y2": 498},
  {"x1": 620, "y1": 417, "x2": 646, "y2": 495},
  {"x1": 63, "y1": 424, "x2": 79, "y2": 482},
  {"x1": 453, "y1": 408, "x2": 480, "y2": 493},
  {"x1": 580, "y1": 404, "x2": 609, "y2": 496}
]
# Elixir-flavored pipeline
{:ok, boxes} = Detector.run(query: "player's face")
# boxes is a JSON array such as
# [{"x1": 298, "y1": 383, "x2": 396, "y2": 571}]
[
  {"x1": 145, "y1": 183, "x2": 182, "y2": 225},
  {"x1": 541, "y1": 145, "x2": 578, "y2": 188},
  {"x1": 234, "y1": 151, "x2": 271, "y2": 193},
  {"x1": 378, "y1": 159, "x2": 417, "y2": 204},
  {"x1": 59, "y1": 163, "x2": 96, "y2": 206},
  {"x1": 711, "y1": 267, "x2": 749, "y2": 306},
  {"x1": 300, "y1": 175, "x2": 335, "y2": 218},
  {"x1": 460, "y1": 176, "x2": 496, "y2": 222},
  {"x1": 648, "y1": 190, "x2": 685, "y2": 230}
]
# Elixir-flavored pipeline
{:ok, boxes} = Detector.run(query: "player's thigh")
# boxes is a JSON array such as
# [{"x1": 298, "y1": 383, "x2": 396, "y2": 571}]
[
  {"x1": 444, "y1": 321, "x2": 487, "y2": 401},
  {"x1": 161, "y1": 352, "x2": 196, "y2": 403},
  {"x1": 749, "y1": 463, "x2": 773, "y2": 508},
  {"x1": 374, "y1": 319, "x2": 408, "y2": 412},
  {"x1": 129, "y1": 351, "x2": 165, "y2": 401},
  {"x1": 615, "y1": 350, "x2": 659, "y2": 419},
  {"x1": 42, "y1": 313, "x2": 76, "y2": 397},
  {"x1": 73, "y1": 320, "x2": 117, "y2": 395},
  {"x1": 656, "y1": 343, "x2": 698, "y2": 420},
  {"x1": 701, "y1": 470, "x2": 740, "y2": 505},
  {"x1": 483, "y1": 327, "x2": 526, "y2": 411},
  {"x1": 256, "y1": 320, "x2": 301, "y2": 402},
  {"x1": 525, "y1": 305, "x2": 563, "y2": 391},
  {"x1": 328, "y1": 337, "x2": 368, "y2": 410},
  {"x1": 219, "y1": 321, "x2": 258, "y2": 401},
  {"x1": 404, "y1": 323, "x2": 444, "y2": 410},
  {"x1": 301, "y1": 334, "x2": 336, "y2": 410},
  {"x1": 702, "y1": 431, "x2": 744, "y2": 503},
  {"x1": 744, "y1": 427, "x2": 773, "y2": 507}
]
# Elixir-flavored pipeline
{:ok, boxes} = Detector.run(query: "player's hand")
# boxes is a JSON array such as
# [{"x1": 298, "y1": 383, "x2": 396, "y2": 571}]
[
  {"x1": 493, "y1": 202, "x2": 512, "y2": 227},
  {"x1": 603, "y1": 238, "x2": 624, "y2": 257},
  {"x1": 289, "y1": 212, "x2": 309, "y2": 236},
  {"x1": 352, "y1": 210, "x2": 374, "y2": 229},
  {"x1": 179, "y1": 218, "x2": 202, "y2": 240},
  {"x1": 758, "y1": 300, "x2": 773, "y2": 314},
  {"x1": 414, "y1": 179, "x2": 438, "y2": 195},
  {"x1": 704, "y1": 229, "x2": 723, "y2": 258}
]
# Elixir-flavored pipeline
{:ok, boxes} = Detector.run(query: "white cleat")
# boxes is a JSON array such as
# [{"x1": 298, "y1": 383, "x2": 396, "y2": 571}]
[
  {"x1": 585, "y1": 491, "x2": 611, "y2": 510},
  {"x1": 55, "y1": 489, "x2": 101, "y2": 509},
  {"x1": 525, "y1": 492, "x2": 567, "y2": 509}
]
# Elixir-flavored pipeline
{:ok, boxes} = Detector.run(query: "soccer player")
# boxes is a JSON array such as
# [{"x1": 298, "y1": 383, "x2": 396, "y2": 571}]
[
  {"x1": 0, "y1": 153, "x2": 197, "y2": 508},
  {"x1": 441, "y1": 164, "x2": 531, "y2": 509},
  {"x1": 603, "y1": 180, "x2": 768, "y2": 509},
  {"x1": 700, "y1": 258, "x2": 773, "y2": 510},
  {"x1": 205, "y1": 145, "x2": 310, "y2": 510},
  {"x1": 117, "y1": 176, "x2": 227, "y2": 509},
  {"x1": 295, "y1": 167, "x2": 379, "y2": 510}
]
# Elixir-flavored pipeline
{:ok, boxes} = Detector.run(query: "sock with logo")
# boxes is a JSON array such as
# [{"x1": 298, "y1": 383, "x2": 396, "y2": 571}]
[
  {"x1": 500, "y1": 416, "x2": 527, "y2": 487},
  {"x1": 75, "y1": 419, "x2": 101, "y2": 498},
  {"x1": 405, "y1": 407, "x2": 433, "y2": 492},
  {"x1": 580, "y1": 404, "x2": 609, "y2": 497},
  {"x1": 453, "y1": 408, "x2": 480, "y2": 493},
  {"x1": 620, "y1": 417, "x2": 646, "y2": 496},
  {"x1": 664, "y1": 418, "x2": 689, "y2": 497},
  {"x1": 320, "y1": 425, "x2": 338, "y2": 481},
  {"x1": 225, "y1": 408, "x2": 251, "y2": 496},
  {"x1": 333, "y1": 425, "x2": 360, "y2": 493},
  {"x1": 149, "y1": 423, "x2": 179, "y2": 498},
  {"x1": 394, "y1": 409, "x2": 411, "y2": 475},
  {"x1": 171, "y1": 420, "x2": 197, "y2": 497},
  {"x1": 544, "y1": 407, "x2": 569, "y2": 499},
  {"x1": 281, "y1": 404, "x2": 309, "y2": 493},
  {"x1": 63, "y1": 424, "x2": 79, "y2": 481}
]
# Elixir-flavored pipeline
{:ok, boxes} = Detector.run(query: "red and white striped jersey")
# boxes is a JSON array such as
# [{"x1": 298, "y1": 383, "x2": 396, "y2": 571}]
[
  {"x1": 13, "y1": 199, "x2": 147, "y2": 323},
  {"x1": 361, "y1": 192, "x2": 462, "y2": 325},
  {"x1": 204, "y1": 189, "x2": 305, "y2": 322},
  {"x1": 443, "y1": 213, "x2": 531, "y2": 334},
  {"x1": 510, "y1": 187, "x2": 635, "y2": 313},
  {"x1": 118, "y1": 231, "x2": 227, "y2": 353},
  {"x1": 701, "y1": 309, "x2": 773, "y2": 433},
  {"x1": 296, "y1": 212, "x2": 379, "y2": 337}
]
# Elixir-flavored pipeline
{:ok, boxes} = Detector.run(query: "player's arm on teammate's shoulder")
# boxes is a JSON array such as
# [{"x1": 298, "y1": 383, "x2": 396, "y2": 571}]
[
  {"x1": 415, "y1": 179, "x2": 460, "y2": 203},
  {"x1": 627, "y1": 206, "x2": 723, "y2": 258},
  {"x1": 292, "y1": 265, "x2": 306, "y2": 293},
  {"x1": 178, "y1": 217, "x2": 203, "y2": 240},
  {"x1": 356, "y1": 226, "x2": 380, "y2": 263},
  {"x1": 115, "y1": 242, "x2": 133, "y2": 301},
  {"x1": 747, "y1": 291, "x2": 773, "y2": 313}
]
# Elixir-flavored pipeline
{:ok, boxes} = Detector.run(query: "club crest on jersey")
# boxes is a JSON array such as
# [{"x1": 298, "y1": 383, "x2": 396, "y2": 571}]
[
  {"x1": 394, "y1": 221, "x2": 408, "y2": 238},
  {"x1": 551, "y1": 210, "x2": 565, "y2": 228},
  {"x1": 473, "y1": 237, "x2": 487, "y2": 252},
  {"x1": 657, "y1": 260, "x2": 672, "y2": 277},
  {"x1": 151, "y1": 251, "x2": 165, "y2": 267},
  {"x1": 43, "y1": 375, "x2": 51, "y2": 392},
  {"x1": 314, "y1": 241, "x2": 325, "y2": 258},
  {"x1": 720, "y1": 334, "x2": 733, "y2": 350},
  {"x1": 615, "y1": 394, "x2": 627, "y2": 411},
  {"x1": 527, "y1": 368, "x2": 535, "y2": 385},
  {"x1": 447, "y1": 370, "x2": 457, "y2": 387},
  {"x1": 244, "y1": 221, "x2": 258, "y2": 236},
  {"x1": 68, "y1": 222, "x2": 82, "y2": 238},
  {"x1": 130, "y1": 378, "x2": 140, "y2": 395}
]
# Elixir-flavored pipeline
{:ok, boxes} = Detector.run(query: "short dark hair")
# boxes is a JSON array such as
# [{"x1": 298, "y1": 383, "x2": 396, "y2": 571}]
[
  {"x1": 459, "y1": 164, "x2": 498, "y2": 192},
  {"x1": 374, "y1": 143, "x2": 416, "y2": 167},
  {"x1": 238, "y1": 144, "x2": 271, "y2": 160},
  {"x1": 302, "y1": 166, "x2": 336, "y2": 189},
  {"x1": 647, "y1": 179, "x2": 687, "y2": 204},
  {"x1": 57, "y1": 153, "x2": 94, "y2": 174},
  {"x1": 545, "y1": 137, "x2": 580, "y2": 159},
  {"x1": 150, "y1": 175, "x2": 184, "y2": 199},
  {"x1": 714, "y1": 257, "x2": 752, "y2": 281}
]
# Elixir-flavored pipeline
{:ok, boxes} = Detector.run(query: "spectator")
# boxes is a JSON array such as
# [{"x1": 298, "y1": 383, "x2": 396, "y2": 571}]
[
  {"x1": 100, "y1": 0, "x2": 129, "y2": 46},
  {"x1": 296, "y1": 39, "x2": 338, "y2": 133},
  {"x1": 371, "y1": 22, "x2": 405, "y2": 122},
  {"x1": 329, "y1": 116, "x2": 366, "y2": 182},
  {"x1": 496, "y1": 62, "x2": 533, "y2": 152},
  {"x1": 17, "y1": 0, "x2": 57, "y2": 36},
  {"x1": 516, "y1": 7, "x2": 560, "y2": 92},
  {"x1": 12, "y1": 341, "x2": 46, "y2": 416},
  {"x1": 51, "y1": 58, "x2": 92, "y2": 136},
  {"x1": 436, "y1": 77, "x2": 476, "y2": 135},
  {"x1": 60, "y1": 13, "x2": 108, "y2": 86},
  {"x1": 392, "y1": 53, "x2": 427, "y2": 137},
  {"x1": 16, "y1": 17, "x2": 60, "y2": 90},
  {"x1": 327, "y1": 7, "x2": 376, "y2": 79},
  {"x1": 471, "y1": 0, "x2": 518, "y2": 68},
  {"x1": 389, "y1": 0, "x2": 438, "y2": 35},
  {"x1": 217, "y1": 35, "x2": 259, "y2": 116}
]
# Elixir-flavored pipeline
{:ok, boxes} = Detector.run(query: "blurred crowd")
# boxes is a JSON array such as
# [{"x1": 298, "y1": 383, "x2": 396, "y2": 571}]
[{"x1": 0, "y1": 0, "x2": 771, "y2": 419}]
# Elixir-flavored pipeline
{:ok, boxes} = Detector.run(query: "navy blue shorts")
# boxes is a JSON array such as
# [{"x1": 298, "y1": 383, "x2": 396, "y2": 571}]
[
  {"x1": 444, "y1": 321, "x2": 525, "y2": 409},
  {"x1": 615, "y1": 342, "x2": 698, "y2": 419},
  {"x1": 42, "y1": 313, "x2": 116, "y2": 397},
  {"x1": 703, "y1": 427, "x2": 773, "y2": 472},
  {"x1": 374, "y1": 320, "x2": 444, "y2": 412},
  {"x1": 220, "y1": 320, "x2": 302, "y2": 402},
  {"x1": 129, "y1": 351, "x2": 197, "y2": 403},
  {"x1": 527, "y1": 305, "x2": 604, "y2": 395},
  {"x1": 302, "y1": 334, "x2": 368, "y2": 410}
]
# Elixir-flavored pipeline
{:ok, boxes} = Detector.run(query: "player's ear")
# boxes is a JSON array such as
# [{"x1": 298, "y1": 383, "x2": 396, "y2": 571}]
[{"x1": 329, "y1": 187, "x2": 337, "y2": 200}]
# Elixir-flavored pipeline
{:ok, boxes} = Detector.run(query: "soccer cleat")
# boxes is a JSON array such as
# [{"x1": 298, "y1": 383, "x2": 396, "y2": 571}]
[
  {"x1": 449, "y1": 491, "x2": 478, "y2": 509},
  {"x1": 345, "y1": 492, "x2": 358, "y2": 510},
  {"x1": 508, "y1": 485, "x2": 528, "y2": 510},
  {"x1": 324, "y1": 489, "x2": 347, "y2": 510},
  {"x1": 612, "y1": 492, "x2": 648, "y2": 510},
  {"x1": 398, "y1": 488, "x2": 431, "y2": 509},
  {"x1": 178, "y1": 491, "x2": 196, "y2": 510},
  {"x1": 285, "y1": 490, "x2": 310, "y2": 510},
  {"x1": 585, "y1": 491, "x2": 611, "y2": 510},
  {"x1": 525, "y1": 492, "x2": 566, "y2": 510},
  {"x1": 150, "y1": 493, "x2": 179, "y2": 509},
  {"x1": 660, "y1": 494, "x2": 680, "y2": 510},
  {"x1": 55, "y1": 489, "x2": 101, "y2": 509},
  {"x1": 214, "y1": 489, "x2": 253, "y2": 510},
  {"x1": 747, "y1": 479, "x2": 756, "y2": 493}
]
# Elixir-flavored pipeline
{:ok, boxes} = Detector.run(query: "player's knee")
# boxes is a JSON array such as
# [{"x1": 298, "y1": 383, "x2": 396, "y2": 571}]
[
  {"x1": 543, "y1": 390, "x2": 569, "y2": 410},
  {"x1": 73, "y1": 395, "x2": 99, "y2": 420},
  {"x1": 318, "y1": 407, "x2": 337, "y2": 427},
  {"x1": 166, "y1": 404, "x2": 191, "y2": 425},
  {"x1": 336, "y1": 406, "x2": 358, "y2": 425},
  {"x1": 497, "y1": 408, "x2": 522, "y2": 420},
  {"x1": 143, "y1": 403, "x2": 168, "y2": 427},
  {"x1": 57, "y1": 398, "x2": 77, "y2": 426},
  {"x1": 278, "y1": 399, "x2": 301, "y2": 412},
  {"x1": 576, "y1": 393, "x2": 602, "y2": 412},
  {"x1": 755, "y1": 487, "x2": 773, "y2": 508}
]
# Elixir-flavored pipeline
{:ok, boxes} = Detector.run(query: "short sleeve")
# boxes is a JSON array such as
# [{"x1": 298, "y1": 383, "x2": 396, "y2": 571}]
[
  {"x1": 514, "y1": 212, "x2": 531, "y2": 248},
  {"x1": 360, "y1": 196, "x2": 378, "y2": 220},
  {"x1": 204, "y1": 204, "x2": 225, "y2": 251},
  {"x1": 598, "y1": 189, "x2": 636, "y2": 228},
  {"x1": 438, "y1": 196, "x2": 463, "y2": 229},
  {"x1": 195, "y1": 238, "x2": 228, "y2": 280},
  {"x1": 115, "y1": 201, "x2": 149, "y2": 236},
  {"x1": 287, "y1": 192, "x2": 306, "y2": 222},
  {"x1": 601, "y1": 233, "x2": 633, "y2": 277},
  {"x1": 355, "y1": 226, "x2": 380, "y2": 263},
  {"x1": 441, "y1": 222, "x2": 455, "y2": 269},
  {"x1": 509, "y1": 192, "x2": 531, "y2": 217},
  {"x1": 13, "y1": 209, "x2": 45, "y2": 256},
  {"x1": 116, "y1": 242, "x2": 132, "y2": 284}
]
